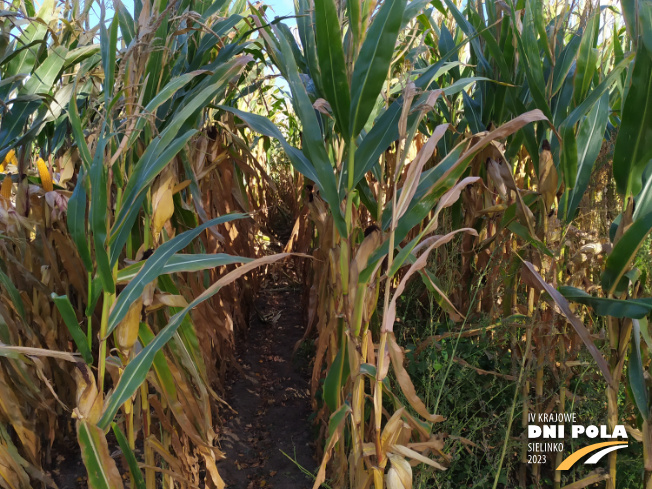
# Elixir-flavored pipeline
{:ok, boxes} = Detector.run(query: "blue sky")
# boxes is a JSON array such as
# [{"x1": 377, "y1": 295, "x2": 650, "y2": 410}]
[
  {"x1": 264, "y1": 0, "x2": 294, "y2": 19},
  {"x1": 95, "y1": 0, "x2": 295, "y2": 28},
  {"x1": 264, "y1": 0, "x2": 296, "y2": 27}
]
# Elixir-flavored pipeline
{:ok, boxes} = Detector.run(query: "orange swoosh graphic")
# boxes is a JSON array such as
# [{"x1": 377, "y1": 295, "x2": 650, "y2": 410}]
[{"x1": 556, "y1": 441, "x2": 628, "y2": 470}]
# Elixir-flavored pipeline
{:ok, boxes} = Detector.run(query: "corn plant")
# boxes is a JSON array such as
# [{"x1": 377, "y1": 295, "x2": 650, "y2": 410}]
[
  {"x1": 217, "y1": 1, "x2": 552, "y2": 487},
  {"x1": 1, "y1": 0, "x2": 651, "y2": 487},
  {"x1": 555, "y1": 3, "x2": 652, "y2": 487},
  {"x1": 0, "y1": 0, "x2": 287, "y2": 487},
  {"x1": 410, "y1": 1, "x2": 648, "y2": 486}
]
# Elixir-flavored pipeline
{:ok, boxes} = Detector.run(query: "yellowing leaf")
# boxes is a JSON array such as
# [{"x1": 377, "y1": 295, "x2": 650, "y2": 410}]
[
  {"x1": 74, "y1": 364, "x2": 103, "y2": 424},
  {"x1": 348, "y1": 226, "x2": 382, "y2": 317},
  {"x1": 146, "y1": 293, "x2": 189, "y2": 310},
  {"x1": 387, "y1": 334, "x2": 444, "y2": 424},
  {"x1": 77, "y1": 420, "x2": 125, "y2": 489},
  {"x1": 391, "y1": 444, "x2": 447, "y2": 471},
  {"x1": 387, "y1": 454, "x2": 412, "y2": 489},
  {"x1": 538, "y1": 139, "x2": 558, "y2": 213},
  {"x1": 151, "y1": 165, "x2": 176, "y2": 239},
  {"x1": 115, "y1": 297, "x2": 142, "y2": 353}
]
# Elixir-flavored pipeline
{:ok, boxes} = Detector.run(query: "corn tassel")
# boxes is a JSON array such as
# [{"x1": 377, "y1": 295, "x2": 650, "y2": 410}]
[{"x1": 37, "y1": 157, "x2": 53, "y2": 192}]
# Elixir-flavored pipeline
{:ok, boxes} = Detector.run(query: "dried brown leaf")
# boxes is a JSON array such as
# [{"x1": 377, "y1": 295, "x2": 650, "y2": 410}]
[{"x1": 522, "y1": 260, "x2": 614, "y2": 388}]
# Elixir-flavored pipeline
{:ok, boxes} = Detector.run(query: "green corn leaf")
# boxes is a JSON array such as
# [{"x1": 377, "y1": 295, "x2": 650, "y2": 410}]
[
  {"x1": 507, "y1": 222, "x2": 553, "y2": 257},
  {"x1": 402, "y1": 0, "x2": 437, "y2": 29},
  {"x1": 323, "y1": 340, "x2": 350, "y2": 413},
  {"x1": 99, "y1": 253, "x2": 290, "y2": 429},
  {"x1": 276, "y1": 22, "x2": 308, "y2": 73},
  {"x1": 110, "y1": 56, "x2": 251, "y2": 258},
  {"x1": 52, "y1": 294, "x2": 93, "y2": 364},
  {"x1": 0, "y1": 46, "x2": 68, "y2": 148},
  {"x1": 295, "y1": 0, "x2": 323, "y2": 94},
  {"x1": 111, "y1": 423, "x2": 145, "y2": 489},
  {"x1": 573, "y1": 13, "x2": 600, "y2": 105},
  {"x1": 114, "y1": 0, "x2": 135, "y2": 47},
  {"x1": 532, "y1": 0, "x2": 552, "y2": 62},
  {"x1": 0, "y1": 75, "x2": 27, "y2": 92},
  {"x1": 90, "y1": 134, "x2": 114, "y2": 294},
  {"x1": 560, "y1": 123, "x2": 578, "y2": 189},
  {"x1": 138, "y1": 323, "x2": 178, "y2": 398},
  {"x1": 0, "y1": 39, "x2": 43, "y2": 73},
  {"x1": 327, "y1": 402, "x2": 350, "y2": 439},
  {"x1": 438, "y1": 23, "x2": 460, "y2": 79},
  {"x1": 354, "y1": 102, "x2": 402, "y2": 185},
  {"x1": 559, "y1": 286, "x2": 652, "y2": 319},
  {"x1": 2, "y1": 0, "x2": 53, "y2": 82},
  {"x1": 43, "y1": 84, "x2": 75, "y2": 124},
  {"x1": 509, "y1": 0, "x2": 552, "y2": 121},
  {"x1": 633, "y1": 165, "x2": 652, "y2": 222},
  {"x1": 613, "y1": 44, "x2": 652, "y2": 197},
  {"x1": 191, "y1": 15, "x2": 243, "y2": 70},
  {"x1": 271, "y1": 26, "x2": 346, "y2": 236},
  {"x1": 500, "y1": 193, "x2": 540, "y2": 227},
  {"x1": 352, "y1": 58, "x2": 460, "y2": 188},
  {"x1": 123, "y1": 72, "x2": 200, "y2": 151},
  {"x1": 642, "y1": 1, "x2": 652, "y2": 54},
  {"x1": 381, "y1": 143, "x2": 467, "y2": 232},
  {"x1": 552, "y1": 35, "x2": 581, "y2": 97},
  {"x1": 142, "y1": 16, "x2": 169, "y2": 105},
  {"x1": 217, "y1": 106, "x2": 319, "y2": 182},
  {"x1": 442, "y1": 76, "x2": 493, "y2": 97},
  {"x1": 0, "y1": 268, "x2": 26, "y2": 323},
  {"x1": 20, "y1": 46, "x2": 68, "y2": 96},
  {"x1": 100, "y1": 15, "x2": 118, "y2": 107},
  {"x1": 561, "y1": 53, "x2": 634, "y2": 132},
  {"x1": 68, "y1": 87, "x2": 93, "y2": 170},
  {"x1": 348, "y1": 0, "x2": 361, "y2": 48},
  {"x1": 108, "y1": 129, "x2": 198, "y2": 266},
  {"x1": 475, "y1": 20, "x2": 510, "y2": 81},
  {"x1": 463, "y1": 91, "x2": 484, "y2": 134},
  {"x1": 87, "y1": 276, "x2": 103, "y2": 318},
  {"x1": 117, "y1": 253, "x2": 250, "y2": 283},
  {"x1": 199, "y1": 0, "x2": 229, "y2": 19},
  {"x1": 67, "y1": 169, "x2": 92, "y2": 271},
  {"x1": 108, "y1": 214, "x2": 247, "y2": 336},
  {"x1": 629, "y1": 319, "x2": 649, "y2": 419},
  {"x1": 441, "y1": 0, "x2": 491, "y2": 74},
  {"x1": 156, "y1": 274, "x2": 209, "y2": 387},
  {"x1": 507, "y1": 91, "x2": 541, "y2": 171},
  {"x1": 601, "y1": 212, "x2": 652, "y2": 295},
  {"x1": 562, "y1": 92, "x2": 609, "y2": 221},
  {"x1": 556, "y1": 52, "x2": 633, "y2": 190},
  {"x1": 619, "y1": 0, "x2": 652, "y2": 51},
  {"x1": 315, "y1": 0, "x2": 350, "y2": 136},
  {"x1": 77, "y1": 420, "x2": 125, "y2": 489},
  {"x1": 349, "y1": 0, "x2": 407, "y2": 138}
]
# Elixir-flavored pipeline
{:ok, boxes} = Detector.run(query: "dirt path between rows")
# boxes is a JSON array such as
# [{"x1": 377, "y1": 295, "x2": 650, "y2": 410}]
[{"x1": 217, "y1": 284, "x2": 316, "y2": 489}]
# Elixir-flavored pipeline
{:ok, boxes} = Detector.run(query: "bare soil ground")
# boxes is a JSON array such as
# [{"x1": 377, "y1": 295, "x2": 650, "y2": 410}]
[
  {"x1": 50, "y1": 279, "x2": 316, "y2": 489},
  {"x1": 216, "y1": 283, "x2": 316, "y2": 489}
]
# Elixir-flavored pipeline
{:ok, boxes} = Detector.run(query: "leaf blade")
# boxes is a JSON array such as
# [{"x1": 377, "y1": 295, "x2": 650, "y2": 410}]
[{"x1": 350, "y1": 0, "x2": 407, "y2": 138}]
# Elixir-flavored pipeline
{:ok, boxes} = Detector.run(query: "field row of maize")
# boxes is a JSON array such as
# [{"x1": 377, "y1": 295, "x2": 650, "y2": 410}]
[{"x1": 0, "y1": 0, "x2": 651, "y2": 487}]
